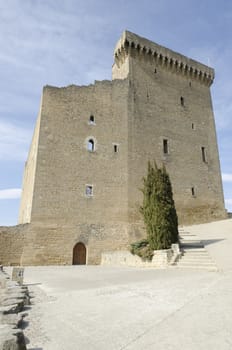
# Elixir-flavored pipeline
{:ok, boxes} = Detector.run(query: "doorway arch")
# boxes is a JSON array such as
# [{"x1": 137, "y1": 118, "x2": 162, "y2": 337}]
[{"x1": 73, "y1": 242, "x2": 87, "y2": 265}]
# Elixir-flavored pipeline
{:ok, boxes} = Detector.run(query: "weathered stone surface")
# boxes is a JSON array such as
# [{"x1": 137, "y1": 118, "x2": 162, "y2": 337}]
[
  {"x1": 0, "y1": 270, "x2": 28, "y2": 350},
  {"x1": 0, "y1": 325, "x2": 27, "y2": 350},
  {"x1": 102, "y1": 244, "x2": 181, "y2": 267},
  {"x1": 0, "y1": 314, "x2": 20, "y2": 327},
  {"x1": 11, "y1": 269, "x2": 24, "y2": 286},
  {"x1": 1, "y1": 300, "x2": 25, "y2": 313}
]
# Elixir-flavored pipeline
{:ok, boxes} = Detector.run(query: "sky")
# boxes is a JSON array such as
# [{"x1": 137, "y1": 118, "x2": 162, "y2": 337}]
[{"x1": 0, "y1": 0, "x2": 232, "y2": 225}]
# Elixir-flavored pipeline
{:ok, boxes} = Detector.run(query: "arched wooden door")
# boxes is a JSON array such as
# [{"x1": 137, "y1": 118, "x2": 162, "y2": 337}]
[{"x1": 73, "y1": 242, "x2": 86, "y2": 265}]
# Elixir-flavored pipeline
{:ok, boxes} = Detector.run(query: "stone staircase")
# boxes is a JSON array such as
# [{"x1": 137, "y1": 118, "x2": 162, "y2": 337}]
[{"x1": 174, "y1": 229, "x2": 218, "y2": 271}]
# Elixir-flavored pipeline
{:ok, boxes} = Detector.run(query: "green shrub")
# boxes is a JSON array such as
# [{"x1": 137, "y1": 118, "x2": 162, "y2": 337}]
[
  {"x1": 130, "y1": 239, "x2": 154, "y2": 261},
  {"x1": 140, "y1": 161, "x2": 179, "y2": 250},
  {"x1": 131, "y1": 162, "x2": 179, "y2": 260}
]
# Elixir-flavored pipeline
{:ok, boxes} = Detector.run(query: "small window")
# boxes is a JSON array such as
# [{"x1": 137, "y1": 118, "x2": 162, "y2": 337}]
[
  {"x1": 89, "y1": 115, "x2": 95, "y2": 124},
  {"x1": 87, "y1": 139, "x2": 94, "y2": 152},
  {"x1": 85, "y1": 185, "x2": 93, "y2": 197},
  {"x1": 180, "y1": 96, "x2": 184, "y2": 106},
  {"x1": 154, "y1": 68, "x2": 157, "y2": 74},
  {"x1": 163, "y1": 139, "x2": 168, "y2": 154},
  {"x1": 114, "y1": 144, "x2": 119, "y2": 153},
  {"x1": 191, "y1": 187, "x2": 195, "y2": 197},
  {"x1": 192, "y1": 123, "x2": 195, "y2": 130},
  {"x1": 201, "y1": 147, "x2": 206, "y2": 163}
]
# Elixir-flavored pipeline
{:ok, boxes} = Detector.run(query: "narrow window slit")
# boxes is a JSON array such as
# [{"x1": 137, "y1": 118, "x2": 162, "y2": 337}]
[
  {"x1": 163, "y1": 139, "x2": 168, "y2": 154},
  {"x1": 191, "y1": 187, "x2": 195, "y2": 196},
  {"x1": 201, "y1": 147, "x2": 206, "y2": 162}
]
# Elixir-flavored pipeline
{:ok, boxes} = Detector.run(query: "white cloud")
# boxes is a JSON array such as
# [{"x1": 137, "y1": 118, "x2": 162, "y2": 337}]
[
  {"x1": 0, "y1": 119, "x2": 32, "y2": 161},
  {"x1": 222, "y1": 173, "x2": 232, "y2": 182},
  {"x1": 0, "y1": 188, "x2": 21, "y2": 199}
]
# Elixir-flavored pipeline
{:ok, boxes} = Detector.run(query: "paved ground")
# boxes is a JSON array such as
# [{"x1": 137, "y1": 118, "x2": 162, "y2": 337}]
[{"x1": 6, "y1": 219, "x2": 232, "y2": 350}]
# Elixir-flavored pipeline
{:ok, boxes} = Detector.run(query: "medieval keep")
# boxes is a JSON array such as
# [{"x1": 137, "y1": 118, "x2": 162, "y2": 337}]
[{"x1": 0, "y1": 31, "x2": 226, "y2": 265}]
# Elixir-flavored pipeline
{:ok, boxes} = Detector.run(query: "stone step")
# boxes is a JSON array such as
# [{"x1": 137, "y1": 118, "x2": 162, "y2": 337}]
[
  {"x1": 182, "y1": 247, "x2": 206, "y2": 251},
  {"x1": 181, "y1": 252, "x2": 211, "y2": 256},
  {"x1": 181, "y1": 256, "x2": 213, "y2": 262},
  {"x1": 177, "y1": 264, "x2": 217, "y2": 270},
  {"x1": 179, "y1": 234, "x2": 198, "y2": 237},
  {"x1": 174, "y1": 230, "x2": 218, "y2": 271},
  {"x1": 180, "y1": 239, "x2": 198, "y2": 242},
  {"x1": 181, "y1": 244, "x2": 205, "y2": 249},
  {"x1": 175, "y1": 264, "x2": 218, "y2": 271},
  {"x1": 176, "y1": 256, "x2": 216, "y2": 264}
]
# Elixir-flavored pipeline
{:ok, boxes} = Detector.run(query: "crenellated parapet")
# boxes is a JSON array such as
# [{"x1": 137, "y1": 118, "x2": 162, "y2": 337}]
[{"x1": 113, "y1": 31, "x2": 214, "y2": 86}]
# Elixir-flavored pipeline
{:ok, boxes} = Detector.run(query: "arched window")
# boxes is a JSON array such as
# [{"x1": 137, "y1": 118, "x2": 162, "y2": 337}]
[
  {"x1": 88, "y1": 139, "x2": 94, "y2": 152},
  {"x1": 89, "y1": 115, "x2": 95, "y2": 124}
]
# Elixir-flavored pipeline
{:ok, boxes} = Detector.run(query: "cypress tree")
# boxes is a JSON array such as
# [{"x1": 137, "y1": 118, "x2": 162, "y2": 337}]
[{"x1": 140, "y1": 161, "x2": 178, "y2": 250}]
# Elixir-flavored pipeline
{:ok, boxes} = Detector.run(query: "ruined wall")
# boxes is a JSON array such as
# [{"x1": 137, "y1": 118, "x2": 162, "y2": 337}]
[{"x1": 20, "y1": 78, "x2": 132, "y2": 265}]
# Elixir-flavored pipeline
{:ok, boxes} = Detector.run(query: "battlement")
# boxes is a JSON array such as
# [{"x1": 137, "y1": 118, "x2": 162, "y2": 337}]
[{"x1": 114, "y1": 31, "x2": 214, "y2": 86}]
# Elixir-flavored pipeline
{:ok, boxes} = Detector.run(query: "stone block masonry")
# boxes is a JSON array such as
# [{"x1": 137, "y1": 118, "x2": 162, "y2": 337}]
[
  {"x1": 0, "y1": 30, "x2": 227, "y2": 266},
  {"x1": 0, "y1": 267, "x2": 29, "y2": 350}
]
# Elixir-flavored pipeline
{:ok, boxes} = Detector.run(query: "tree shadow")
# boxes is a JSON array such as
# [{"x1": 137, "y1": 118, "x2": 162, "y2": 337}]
[{"x1": 200, "y1": 238, "x2": 225, "y2": 246}]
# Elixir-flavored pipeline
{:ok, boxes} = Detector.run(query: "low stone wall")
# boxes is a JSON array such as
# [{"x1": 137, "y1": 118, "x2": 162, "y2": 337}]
[
  {"x1": 101, "y1": 244, "x2": 180, "y2": 268},
  {"x1": 0, "y1": 266, "x2": 30, "y2": 349}
]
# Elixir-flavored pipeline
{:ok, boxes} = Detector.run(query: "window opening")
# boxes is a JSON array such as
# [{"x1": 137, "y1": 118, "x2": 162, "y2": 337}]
[
  {"x1": 163, "y1": 139, "x2": 168, "y2": 154},
  {"x1": 201, "y1": 147, "x2": 206, "y2": 163},
  {"x1": 192, "y1": 123, "x2": 195, "y2": 130},
  {"x1": 114, "y1": 144, "x2": 119, "y2": 153},
  {"x1": 86, "y1": 185, "x2": 93, "y2": 196},
  {"x1": 89, "y1": 115, "x2": 95, "y2": 124},
  {"x1": 191, "y1": 187, "x2": 195, "y2": 196},
  {"x1": 180, "y1": 96, "x2": 184, "y2": 106},
  {"x1": 88, "y1": 139, "x2": 94, "y2": 152}
]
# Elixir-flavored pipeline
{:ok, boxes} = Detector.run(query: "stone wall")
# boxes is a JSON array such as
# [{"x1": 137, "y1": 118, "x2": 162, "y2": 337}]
[
  {"x1": 113, "y1": 31, "x2": 226, "y2": 227},
  {"x1": 20, "y1": 222, "x2": 131, "y2": 266},
  {"x1": 0, "y1": 226, "x2": 26, "y2": 266},
  {"x1": 101, "y1": 244, "x2": 180, "y2": 268},
  {"x1": 0, "y1": 267, "x2": 29, "y2": 349},
  {"x1": 18, "y1": 99, "x2": 42, "y2": 224}
]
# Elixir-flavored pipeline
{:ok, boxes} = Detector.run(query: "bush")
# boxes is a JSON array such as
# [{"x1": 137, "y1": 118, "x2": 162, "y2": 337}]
[
  {"x1": 140, "y1": 161, "x2": 178, "y2": 250},
  {"x1": 130, "y1": 161, "x2": 179, "y2": 259},
  {"x1": 130, "y1": 239, "x2": 154, "y2": 261}
]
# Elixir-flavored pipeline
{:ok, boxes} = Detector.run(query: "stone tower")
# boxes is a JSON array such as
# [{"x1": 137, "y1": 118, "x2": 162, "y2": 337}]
[{"x1": 17, "y1": 31, "x2": 225, "y2": 265}]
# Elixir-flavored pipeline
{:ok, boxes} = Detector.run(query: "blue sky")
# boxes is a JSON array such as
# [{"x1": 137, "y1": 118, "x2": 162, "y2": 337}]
[{"x1": 0, "y1": 0, "x2": 232, "y2": 225}]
